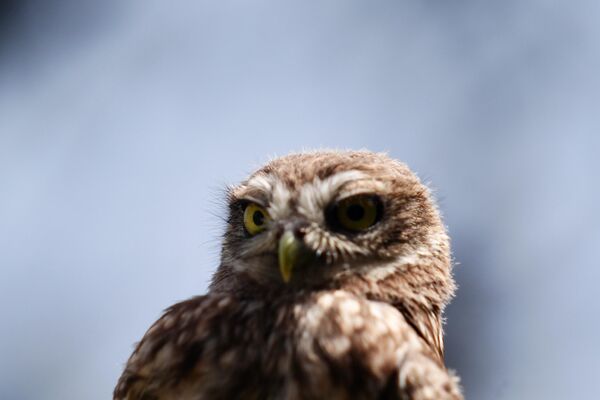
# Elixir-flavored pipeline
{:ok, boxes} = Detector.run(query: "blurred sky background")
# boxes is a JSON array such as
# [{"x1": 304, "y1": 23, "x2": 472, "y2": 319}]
[{"x1": 1, "y1": 1, "x2": 599, "y2": 399}]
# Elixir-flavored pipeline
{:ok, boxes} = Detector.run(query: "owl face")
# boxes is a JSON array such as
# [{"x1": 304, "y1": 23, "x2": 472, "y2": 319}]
[{"x1": 219, "y1": 151, "x2": 448, "y2": 291}]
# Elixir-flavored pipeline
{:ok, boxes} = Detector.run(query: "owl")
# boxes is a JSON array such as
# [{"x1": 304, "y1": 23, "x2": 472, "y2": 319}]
[{"x1": 114, "y1": 150, "x2": 463, "y2": 400}]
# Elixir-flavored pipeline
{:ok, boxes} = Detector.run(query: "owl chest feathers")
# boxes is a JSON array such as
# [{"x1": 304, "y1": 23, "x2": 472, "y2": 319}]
[{"x1": 116, "y1": 290, "x2": 437, "y2": 400}]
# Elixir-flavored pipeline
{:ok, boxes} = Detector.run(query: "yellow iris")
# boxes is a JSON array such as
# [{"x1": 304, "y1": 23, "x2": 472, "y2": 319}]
[
  {"x1": 335, "y1": 195, "x2": 380, "y2": 232},
  {"x1": 243, "y1": 203, "x2": 270, "y2": 235}
]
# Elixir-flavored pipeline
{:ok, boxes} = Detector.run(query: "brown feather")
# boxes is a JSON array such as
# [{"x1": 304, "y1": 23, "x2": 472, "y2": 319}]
[{"x1": 115, "y1": 150, "x2": 462, "y2": 400}]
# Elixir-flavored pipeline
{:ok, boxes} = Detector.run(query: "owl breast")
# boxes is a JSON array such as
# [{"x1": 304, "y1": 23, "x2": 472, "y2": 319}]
[{"x1": 121, "y1": 291, "x2": 410, "y2": 400}]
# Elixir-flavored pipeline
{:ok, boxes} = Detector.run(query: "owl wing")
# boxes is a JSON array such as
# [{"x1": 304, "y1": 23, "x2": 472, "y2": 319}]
[
  {"x1": 386, "y1": 302, "x2": 462, "y2": 400},
  {"x1": 113, "y1": 295, "x2": 237, "y2": 400},
  {"x1": 395, "y1": 300, "x2": 445, "y2": 364},
  {"x1": 293, "y1": 291, "x2": 462, "y2": 400}
]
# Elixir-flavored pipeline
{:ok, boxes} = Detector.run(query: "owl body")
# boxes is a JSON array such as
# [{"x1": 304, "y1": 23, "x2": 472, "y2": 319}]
[{"x1": 115, "y1": 151, "x2": 462, "y2": 400}]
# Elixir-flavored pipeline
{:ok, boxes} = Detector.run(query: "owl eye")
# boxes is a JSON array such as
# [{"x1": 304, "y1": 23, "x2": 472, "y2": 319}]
[
  {"x1": 243, "y1": 203, "x2": 271, "y2": 235},
  {"x1": 328, "y1": 195, "x2": 382, "y2": 232}
]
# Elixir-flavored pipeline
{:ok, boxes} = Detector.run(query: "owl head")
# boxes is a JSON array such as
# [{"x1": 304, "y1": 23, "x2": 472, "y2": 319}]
[{"x1": 211, "y1": 150, "x2": 455, "y2": 310}]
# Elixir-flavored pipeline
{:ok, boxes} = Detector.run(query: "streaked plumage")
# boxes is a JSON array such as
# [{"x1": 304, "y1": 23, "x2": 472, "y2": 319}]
[{"x1": 115, "y1": 150, "x2": 463, "y2": 400}]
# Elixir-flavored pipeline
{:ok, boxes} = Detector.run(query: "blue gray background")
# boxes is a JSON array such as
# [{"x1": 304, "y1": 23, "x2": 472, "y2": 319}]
[{"x1": 1, "y1": 1, "x2": 599, "y2": 399}]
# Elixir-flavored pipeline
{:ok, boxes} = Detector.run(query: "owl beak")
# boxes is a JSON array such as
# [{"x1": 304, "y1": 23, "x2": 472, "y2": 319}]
[{"x1": 278, "y1": 230, "x2": 301, "y2": 283}]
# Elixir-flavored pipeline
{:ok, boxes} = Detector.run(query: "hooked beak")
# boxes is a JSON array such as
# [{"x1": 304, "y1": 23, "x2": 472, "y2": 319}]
[{"x1": 278, "y1": 230, "x2": 302, "y2": 283}]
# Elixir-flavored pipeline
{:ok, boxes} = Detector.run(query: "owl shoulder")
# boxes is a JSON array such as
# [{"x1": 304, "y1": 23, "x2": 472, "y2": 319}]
[
  {"x1": 113, "y1": 294, "x2": 240, "y2": 400},
  {"x1": 298, "y1": 290, "x2": 417, "y2": 342},
  {"x1": 294, "y1": 291, "x2": 424, "y2": 380}
]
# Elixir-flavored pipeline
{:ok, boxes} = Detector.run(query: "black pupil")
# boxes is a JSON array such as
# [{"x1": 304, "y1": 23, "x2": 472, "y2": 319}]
[
  {"x1": 346, "y1": 204, "x2": 365, "y2": 221},
  {"x1": 252, "y1": 210, "x2": 264, "y2": 226}
]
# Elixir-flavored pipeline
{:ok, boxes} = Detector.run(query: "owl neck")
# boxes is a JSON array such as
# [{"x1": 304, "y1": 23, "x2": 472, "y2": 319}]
[
  {"x1": 209, "y1": 261, "x2": 451, "y2": 363},
  {"x1": 209, "y1": 260, "x2": 454, "y2": 313}
]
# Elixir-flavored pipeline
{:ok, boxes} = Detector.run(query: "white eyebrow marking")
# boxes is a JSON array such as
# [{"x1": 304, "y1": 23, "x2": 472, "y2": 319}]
[
  {"x1": 269, "y1": 180, "x2": 292, "y2": 219},
  {"x1": 245, "y1": 174, "x2": 292, "y2": 219},
  {"x1": 246, "y1": 174, "x2": 274, "y2": 194},
  {"x1": 242, "y1": 169, "x2": 384, "y2": 223},
  {"x1": 297, "y1": 170, "x2": 368, "y2": 223}
]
